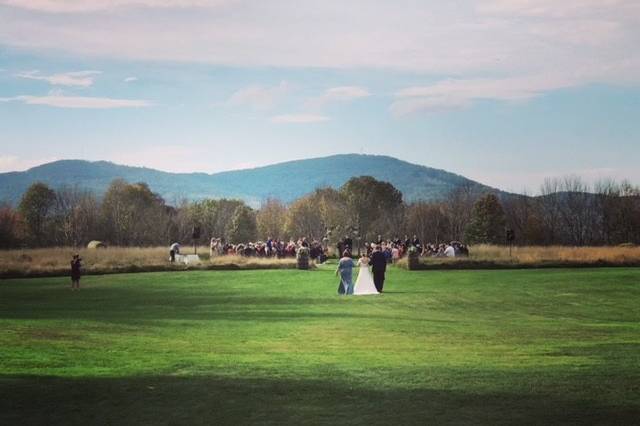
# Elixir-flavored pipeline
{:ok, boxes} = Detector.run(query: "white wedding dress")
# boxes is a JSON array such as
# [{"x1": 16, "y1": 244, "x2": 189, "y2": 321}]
[{"x1": 354, "y1": 258, "x2": 379, "y2": 295}]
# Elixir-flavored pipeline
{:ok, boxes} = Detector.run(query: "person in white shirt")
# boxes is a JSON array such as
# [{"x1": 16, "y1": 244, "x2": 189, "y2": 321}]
[
  {"x1": 444, "y1": 244, "x2": 456, "y2": 258},
  {"x1": 169, "y1": 242, "x2": 181, "y2": 262}
]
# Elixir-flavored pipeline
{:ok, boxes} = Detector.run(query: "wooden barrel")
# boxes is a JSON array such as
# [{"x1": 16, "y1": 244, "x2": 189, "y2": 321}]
[
  {"x1": 408, "y1": 254, "x2": 420, "y2": 270},
  {"x1": 297, "y1": 256, "x2": 309, "y2": 270}
]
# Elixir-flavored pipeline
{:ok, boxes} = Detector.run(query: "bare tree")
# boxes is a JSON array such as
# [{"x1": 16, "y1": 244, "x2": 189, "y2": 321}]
[{"x1": 443, "y1": 183, "x2": 476, "y2": 241}]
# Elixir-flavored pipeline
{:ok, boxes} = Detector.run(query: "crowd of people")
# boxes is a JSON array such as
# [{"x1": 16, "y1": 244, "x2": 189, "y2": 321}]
[
  {"x1": 169, "y1": 234, "x2": 469, "y2": 264},
  {"x1": 358, "y1": 235, "x2": 470, "y2": 263},
  {"x1": 206, "y1": 237, "x2": 328, "y2": 261}
]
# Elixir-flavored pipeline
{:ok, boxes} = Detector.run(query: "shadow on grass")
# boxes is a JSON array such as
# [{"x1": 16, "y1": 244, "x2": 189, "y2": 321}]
[
  {"x1": 1, "y1": 374, "x2": 637, "y2": 426},
  {"x1": 0, "y1": 285, "x2": 452, "y2": 324}
]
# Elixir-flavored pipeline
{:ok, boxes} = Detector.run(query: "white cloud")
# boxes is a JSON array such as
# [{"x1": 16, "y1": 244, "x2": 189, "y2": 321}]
[
  {"x1": 391, "y1": 74, "x2": 580, "y2": 116},
  {"x1": 1, "y1": 94, "x2": 152, "y2": 108},
  {"x1": 306, "y1": 86, "x2": 370, "y2": 109},
  {"x1": 227, "y1": 81, "x2": 290, "y2": 110},
  {"x1": 0, "y1": 0, "x2": 639, "y2": 104},
  {"x1": 271, "y1": 114, "x2": 329, "y2": 124},
  {"x1": 15, "y1": 70, "x2": 101, "y2": 87},
  {"x1": 124, "y1": 76, "x2": 138, "y2": 83}
]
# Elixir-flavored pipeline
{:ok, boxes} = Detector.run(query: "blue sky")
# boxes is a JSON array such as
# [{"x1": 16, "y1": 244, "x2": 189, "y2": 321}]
[{"x1": 1, "y1": 0, "x2": 639, "y2": 194}]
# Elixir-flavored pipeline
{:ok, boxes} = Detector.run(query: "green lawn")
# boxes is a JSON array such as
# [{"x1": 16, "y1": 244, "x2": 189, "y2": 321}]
[{"x1": 1, "y1": 266, "x2": 639, "y2": 425}]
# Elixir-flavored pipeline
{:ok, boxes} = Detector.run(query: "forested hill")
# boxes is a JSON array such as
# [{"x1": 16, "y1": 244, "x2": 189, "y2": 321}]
[{"x1": 0, "y1": 154, "x2": 502, "y2": 205}]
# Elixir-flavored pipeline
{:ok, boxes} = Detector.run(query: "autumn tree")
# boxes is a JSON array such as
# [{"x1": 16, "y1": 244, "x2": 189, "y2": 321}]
[
  {"x1": 101, "y1": 179, "x2": 171, "y2": 245},
  {"x1": 0, "y1": 203, "x2": 23, "y2": 248},
  {"x1": 256, "y1": 198, "x2": 287, "y2": 239},
  {"x1": 18, "y1": 182, "x2": 56, "y2": 246},
  {"x1": 284, "y1": 195, "x2": 325, "y2": 240},
  {"x1": 228, "y1": 205, "x2": 257, "y2": 243},
  {"x1": 340, "y1": 176, "x2": 403, "y2": 242}
]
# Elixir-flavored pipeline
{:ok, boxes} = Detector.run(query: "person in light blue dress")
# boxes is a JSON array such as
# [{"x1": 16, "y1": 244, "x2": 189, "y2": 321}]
[{"x1": 335, "y1": 251, "x2": 355, "y2": 295}]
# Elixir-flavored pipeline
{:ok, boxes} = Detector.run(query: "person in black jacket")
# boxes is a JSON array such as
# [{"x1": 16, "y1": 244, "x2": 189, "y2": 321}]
[
  {"x1": 70, "y1": 254, "x2": 82, "y2": 290},
  {"x1": 369, "y1": 244, "x2": 387, "y2": 293}
]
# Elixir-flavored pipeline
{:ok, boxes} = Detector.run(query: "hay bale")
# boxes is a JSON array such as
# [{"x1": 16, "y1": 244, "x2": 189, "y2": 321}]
[{"x1": 87, "y1": 240, "x2": 107, "y2": 249}]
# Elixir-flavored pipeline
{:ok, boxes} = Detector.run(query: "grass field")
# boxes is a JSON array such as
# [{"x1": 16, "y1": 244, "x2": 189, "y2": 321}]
[{"x1": 1, "y1": 266, "x2": 639, "y2": 425}]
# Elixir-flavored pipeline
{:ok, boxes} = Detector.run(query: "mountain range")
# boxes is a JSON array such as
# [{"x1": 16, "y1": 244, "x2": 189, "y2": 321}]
[{"x1": 0, "y1": 154, "x2": 505, "y2": 206}]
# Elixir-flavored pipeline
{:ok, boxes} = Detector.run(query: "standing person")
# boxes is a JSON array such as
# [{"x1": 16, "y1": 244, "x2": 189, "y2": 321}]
[
  {"x1": 209, "y1": 238, "x2": 217, "y2": 259},
  {"x1": 353, "y1": 254, "x2": 378, "y2": 295},
  {"x1": 70, "y1": 254, "x2": 82, "y2": 290},
  {"x1": 343, "y1": 235, "x2": 353, "y2": 252},
  {"x1": 169, "y1": 242, "x2": 180, "y2": 263},
  {"x1": 391, "y1": 245, "x2": 400, "y2": 263},
  {"x1": 266, "y1": 237, "x2": 273, "y2": 257},
  {"x1": 335, "y1": 250, "x2": 355, "y2": 295},
  {"x1": 370, "y1": 244, "x2": 387, "y2": 293}
]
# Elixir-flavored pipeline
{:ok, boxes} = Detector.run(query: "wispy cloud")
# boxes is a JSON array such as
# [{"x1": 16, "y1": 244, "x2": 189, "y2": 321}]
[
  {"x1": 1, "y1": 0, "x2": 639, "y2": 120},
  {"x1": 124, "y1": 76, "x2": 138, "y2": 83},
  {"x1": 1, "y1": 94, "x2": 152, "y2": 109},
  {"x1": 306, "y1": 86, "x2": 370, "y2": 109},
  {"x1": 391, "y1": 74, "x2": 578, "y2": 116},
  {"x1": 227, "y1": 81, "x2": 290, "y2": 110},
  {"x1": 15, "y1": 70, "x2": 101, "y2": 87},
  {"x1": 0, "y1": 0, "x2": 637, "y2": 91},
  {"x1": 271, "y1": 114, "x2": 329, "y2": 124}
]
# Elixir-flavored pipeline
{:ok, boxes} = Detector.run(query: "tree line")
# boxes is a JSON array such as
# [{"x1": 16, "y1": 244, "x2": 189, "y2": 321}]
[{"x1": 1, "y1": 175, "x2": 639, "y2": 249}]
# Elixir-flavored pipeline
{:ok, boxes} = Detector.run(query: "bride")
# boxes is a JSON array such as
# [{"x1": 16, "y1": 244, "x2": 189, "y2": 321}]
[{"x1": 354, "y1": 254, "x2": 379, "y2": 295}]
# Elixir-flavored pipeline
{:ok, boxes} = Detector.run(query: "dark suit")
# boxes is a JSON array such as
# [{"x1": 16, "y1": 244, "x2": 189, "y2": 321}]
[{"x1": 369, "y1": 250, "x2": 387, "y2": 292}]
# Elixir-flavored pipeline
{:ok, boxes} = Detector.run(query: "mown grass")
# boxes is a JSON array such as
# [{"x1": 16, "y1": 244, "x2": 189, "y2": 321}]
[{"x1": 1, "y1": 267, "x2": 639, "y2": 425}]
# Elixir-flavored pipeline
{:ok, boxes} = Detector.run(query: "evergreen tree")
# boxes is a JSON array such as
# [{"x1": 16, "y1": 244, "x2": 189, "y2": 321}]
[{"x1": 464, "y1": 193, "x2": 506, "y2": 244}]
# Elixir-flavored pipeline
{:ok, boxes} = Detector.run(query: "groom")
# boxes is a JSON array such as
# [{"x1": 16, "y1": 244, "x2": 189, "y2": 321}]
[{"x1": 370, "y1": 244, "x2": 387, "y2": 293}]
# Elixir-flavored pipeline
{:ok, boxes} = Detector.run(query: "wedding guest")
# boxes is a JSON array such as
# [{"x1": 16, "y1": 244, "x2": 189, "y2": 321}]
[
  {"x1": 210, "y1": 238, "x2": 217, "y2": 258},
  {"x1": 319, "y1": 248, "x2": 328, "y2": 264},
  {"x1": 344, "y1": 235, "x2": 353, "y2": 251},
  {"x1": 412, "y1": 235, "x2": 422, "y2": 249},
  {"x1": 444, "y1": 243, "x2": 456, "y2": 257},
  {"x1": 391, "y1": 245, "x2": 400, "y2": 263},
  {"x1": 336, "y1": 250, "x2": 356, "y2": 295},
  {"x1": 384, "y1": 245, "x2": 393, "y2": 263},
  {"x1": 70, "y1": 253, "x2": 82, "y2": 290},
  {"x1": 169, "y1": 242, "x2": 180, "y2": 262}
]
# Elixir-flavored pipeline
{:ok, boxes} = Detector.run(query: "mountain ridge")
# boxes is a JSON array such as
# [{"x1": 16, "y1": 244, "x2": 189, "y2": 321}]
[{"x1": 0, "y1": 154, "x2": 506, "y2": 206}]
